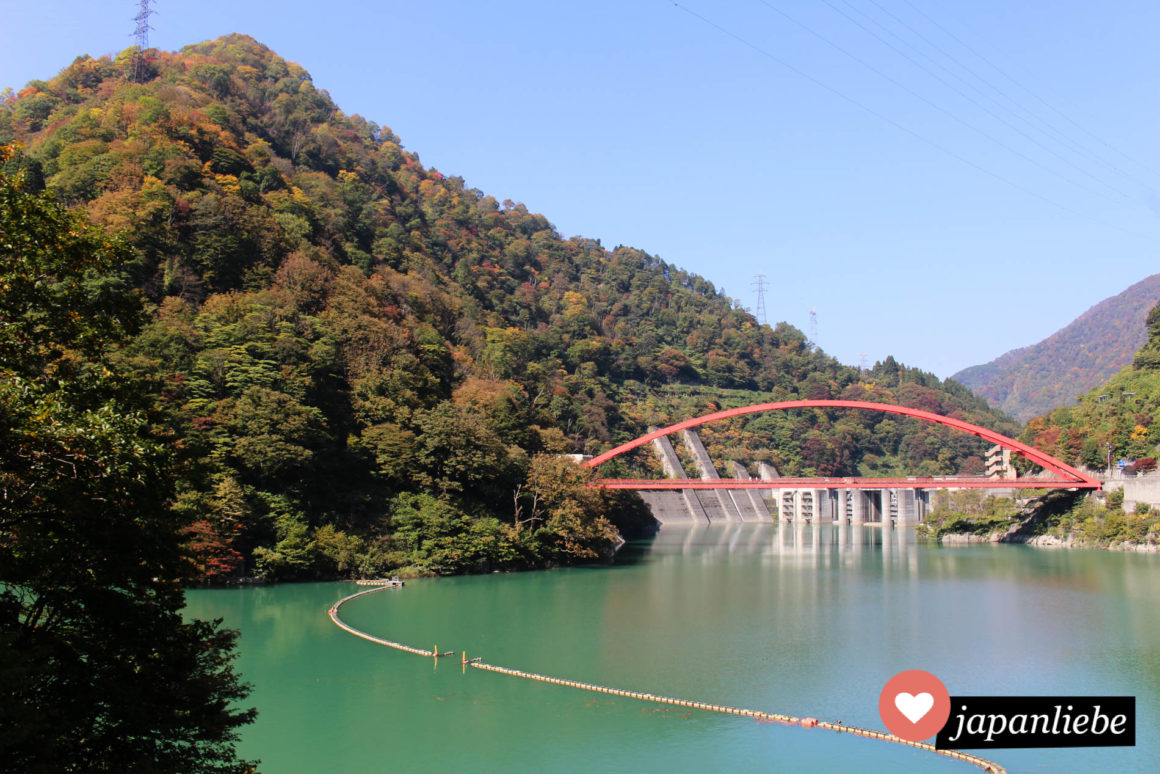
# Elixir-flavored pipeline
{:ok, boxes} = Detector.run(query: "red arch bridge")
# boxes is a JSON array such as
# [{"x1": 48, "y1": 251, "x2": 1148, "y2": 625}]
[{"x1": 584, "y1": 400, "x2": 1098, "y2": 525}]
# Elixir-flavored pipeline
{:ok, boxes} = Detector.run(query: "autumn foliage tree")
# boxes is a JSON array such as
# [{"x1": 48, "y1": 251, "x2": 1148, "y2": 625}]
[
  {"x1": 0, "y1": 36, "x2": 1021, "y2": 580},
  {"x1": 0, "y1": 149, "x2": 255, "y2": 772}
]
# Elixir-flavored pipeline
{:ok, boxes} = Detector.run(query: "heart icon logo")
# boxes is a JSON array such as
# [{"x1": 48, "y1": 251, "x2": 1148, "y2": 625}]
[
  {"x1": 879, "y1": 671, "x2": 950, "y2": 741},
  {"x1": 894, "y1": 691, "x2": 934, "y2": 724}
]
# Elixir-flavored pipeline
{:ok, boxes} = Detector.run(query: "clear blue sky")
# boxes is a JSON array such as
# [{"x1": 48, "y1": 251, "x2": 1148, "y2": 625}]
[{"x1": 4, "y1": 1, "x2": 1159, "y2": 378}]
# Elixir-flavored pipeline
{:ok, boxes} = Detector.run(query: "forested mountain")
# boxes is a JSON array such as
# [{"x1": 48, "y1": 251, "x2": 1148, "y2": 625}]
[
  {"x1": 921, "y1": 303, "x2": 1160, "y2": 551},
  {"x1": 0, "y1": 35, "x2": 1017, "y2": 580},
  {"x1": 1022, "y1": 301, "x2": 1160, "y2": 472},
  {"x1": 953, "y1": 274, "x2": 1160, "y2": 422}
]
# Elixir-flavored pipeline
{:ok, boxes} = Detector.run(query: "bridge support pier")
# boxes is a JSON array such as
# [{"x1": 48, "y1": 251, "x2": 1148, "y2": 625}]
[
  {"x1": 878, "y1": 490, "x2": 895, "y2": 524},
  {"x1": 786, "y1": 490, "x2": 797, "y2": 523},
  {"x1": 851, "y1": 490, "x2": 867, "y2": 525},
  {"x1": 833, "y1": 488, "x2": 847, "y2": 524},
  {"x1": 896, "y1": 489, "x2": 917, "y2": 526}
]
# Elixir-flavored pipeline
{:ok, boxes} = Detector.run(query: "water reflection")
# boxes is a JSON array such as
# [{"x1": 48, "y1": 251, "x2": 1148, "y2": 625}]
[
  {"x1": 184, "y1": 522, "x2": 1160, "y2": 774},
  {"x1": 642, "y1": 522, "x2": 1160, "y2": 594},
  {"x1": 649, "y1": 522, "x2": 920, "y2": 575}
]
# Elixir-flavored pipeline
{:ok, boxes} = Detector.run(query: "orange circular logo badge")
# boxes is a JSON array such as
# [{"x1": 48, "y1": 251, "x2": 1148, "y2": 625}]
[{"x1": 878, "y1": 669, "x2": 951, "y2": 741}]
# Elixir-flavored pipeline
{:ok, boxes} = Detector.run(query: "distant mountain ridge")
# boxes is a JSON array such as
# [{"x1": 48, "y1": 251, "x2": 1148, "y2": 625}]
[{"x1": 953, "y1": 274, "x2": 1160, "y2": 422}]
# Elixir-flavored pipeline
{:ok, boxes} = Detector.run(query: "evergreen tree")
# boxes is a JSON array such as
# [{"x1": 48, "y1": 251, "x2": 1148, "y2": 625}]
[{"x1": 0, "y1": 147, "x2": 256, "y2": 773}]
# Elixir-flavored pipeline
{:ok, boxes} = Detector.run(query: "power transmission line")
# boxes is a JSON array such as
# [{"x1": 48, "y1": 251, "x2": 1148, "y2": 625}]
[
  {"x1": 834, "y1": 0, "x2": 1120, "y2": 185},
  {"x1": 668, "y1": 2, "x2": 1150, "y2": 237},
  {"x1": 816, "y1": 0, "x2": 1133, "y2": 201},
  {"x1": 752, "y1": 0, "x2": 1129, "y2": 204},
  {"x1": 892, "y1": 0, "x2": 1160, "y2": 188}
]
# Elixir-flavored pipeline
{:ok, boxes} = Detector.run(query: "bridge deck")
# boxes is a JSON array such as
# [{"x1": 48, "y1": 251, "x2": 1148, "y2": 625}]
[{"x1": 595, "y1": 477, "x2": 1098, "y2": 490}]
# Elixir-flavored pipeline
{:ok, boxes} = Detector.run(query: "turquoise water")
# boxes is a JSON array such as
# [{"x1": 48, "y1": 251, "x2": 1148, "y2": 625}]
[{"x1": 185, "y1": 524, "x2": 1160, "y2": 773}]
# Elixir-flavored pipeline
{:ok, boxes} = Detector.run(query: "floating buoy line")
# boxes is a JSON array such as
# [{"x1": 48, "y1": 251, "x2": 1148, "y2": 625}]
[{"x1": 328, "y1": 585, "x2": 1006, "y2": 773}]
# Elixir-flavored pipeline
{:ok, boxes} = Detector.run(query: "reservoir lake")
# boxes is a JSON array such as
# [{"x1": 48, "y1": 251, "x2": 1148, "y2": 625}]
[{"x1": 185, "y1": 524, "x2": 1160, "y2": 773}]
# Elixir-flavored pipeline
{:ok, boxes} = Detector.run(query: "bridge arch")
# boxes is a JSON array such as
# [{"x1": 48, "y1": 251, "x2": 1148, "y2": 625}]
[{"x1": 585, "y1": 399, "x2": 1099, "y2": 489}]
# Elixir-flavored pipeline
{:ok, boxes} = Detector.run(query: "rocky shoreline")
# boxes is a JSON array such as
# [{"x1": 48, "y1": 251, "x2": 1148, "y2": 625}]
[{"x1": 936, "y1": 530, "x2": 1160, "y2": 553}]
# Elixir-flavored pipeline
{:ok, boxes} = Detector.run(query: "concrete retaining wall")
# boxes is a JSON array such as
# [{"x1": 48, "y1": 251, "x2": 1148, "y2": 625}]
[
  {"x1": 1102, "y1": 470, "x2": 1160, "y2": 511},
  {"x1": 680, "y1": 429, "x2": 740, "y2": 521},
  {"x1": 638, "y1": 491, "x2": 707, "y2": 523},
  {"x1": 727, "y1": 461, "x2": 774, "y2": 521},
  {"x1": 646, "y1": 433, "x2": 710, "y2": 523}
]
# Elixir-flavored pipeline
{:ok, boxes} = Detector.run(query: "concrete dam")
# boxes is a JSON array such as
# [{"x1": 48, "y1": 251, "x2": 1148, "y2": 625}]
[{"x1": 635, "y1": 429, "x2": 928, "y2": 526}]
